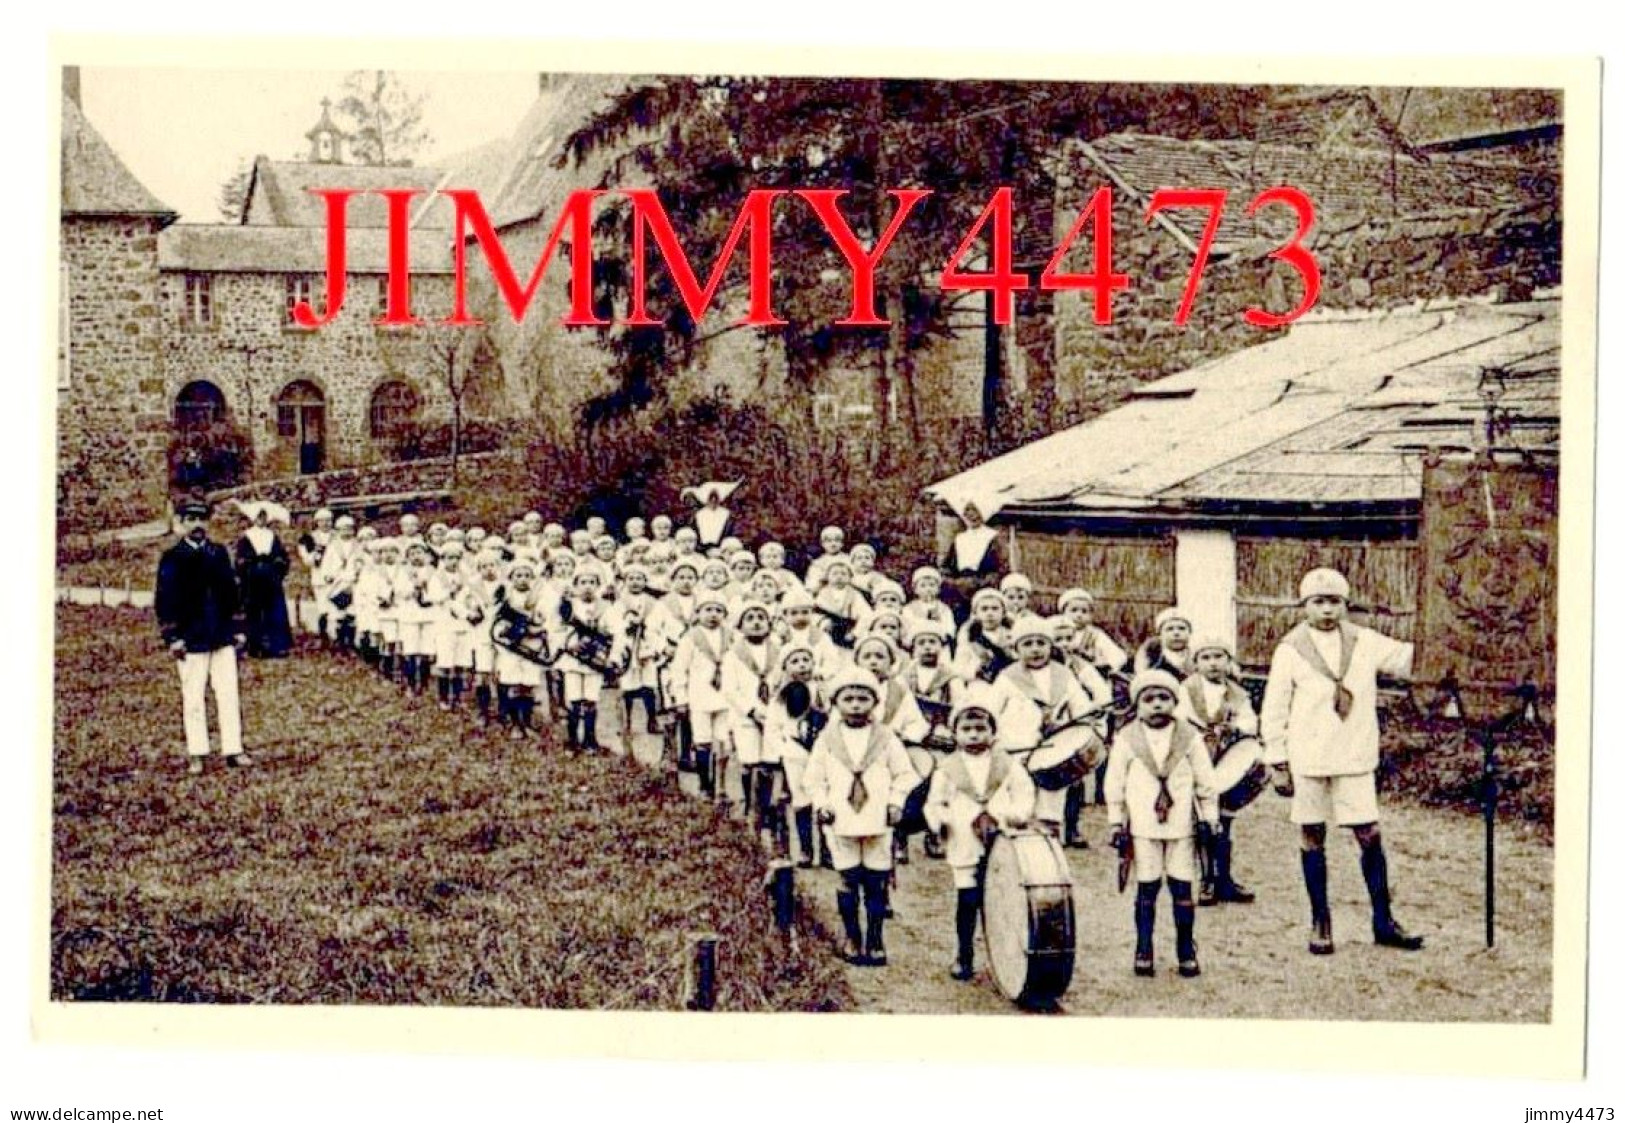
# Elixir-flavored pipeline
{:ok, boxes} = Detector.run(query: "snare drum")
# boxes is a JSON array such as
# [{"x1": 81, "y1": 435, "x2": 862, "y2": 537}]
[
  {"x1": 981, "y1": 829, "x2": 1076, "y2": 1006},
  {"x1": 1025, "y1": 726, "x2": 1105, "y2": 792},
  {"x1": 1213, "y1": 736, "x2": 1268, "y2": 815},
  {"x1": 898, "y1": 745, "x2": 939, "y2": 836}
]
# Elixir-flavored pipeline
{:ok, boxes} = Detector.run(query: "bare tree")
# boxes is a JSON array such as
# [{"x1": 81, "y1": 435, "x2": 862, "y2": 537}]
[{"x1": 333, "y1": 70, "x2": 431, "y2": 167}]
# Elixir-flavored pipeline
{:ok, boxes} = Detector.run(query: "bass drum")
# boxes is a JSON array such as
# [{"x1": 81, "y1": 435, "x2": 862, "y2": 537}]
[
  {"x1": 897, "y1": 745, "x2": 939, "y2": 836},
  {"x1": 1213, "y1": 737, "x2": 1268, "y2": 815},
  {"x1": 981, "y1": 829, "x2": 1076, "y2": 1007}
]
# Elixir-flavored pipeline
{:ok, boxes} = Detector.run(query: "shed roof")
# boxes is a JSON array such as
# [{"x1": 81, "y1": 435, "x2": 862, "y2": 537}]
[
  {"x1": 60, "y1": 96, "x2": 176, "y2": 224},
  {"x1": 925, "y1": 298, "x2": 1560, "y2": 520},
  {"x1": 158, "y1": 223, "x2": 455, "y2": 274}
]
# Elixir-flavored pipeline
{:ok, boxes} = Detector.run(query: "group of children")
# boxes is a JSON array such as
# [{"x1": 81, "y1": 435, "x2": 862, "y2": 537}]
[{"x1": 293, "y1": 504, "x2": 1412, "y2": 984}]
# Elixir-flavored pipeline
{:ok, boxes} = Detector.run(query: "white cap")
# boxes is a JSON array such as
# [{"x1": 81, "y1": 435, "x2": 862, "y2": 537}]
[
  {"x1": 1299, "y1": 567, "x2": 1351, "y2": 602},
  {"x1": 1000, "y1": 573, "x2": 1033, "y2": 594},
  {"x1": 827, "y1": 665, "x2": 882, "y2": 701},
  {"x1": 1010, "y1": 615, "x2": 1053, "y2": 646},
  {"x1": 1129, "y1": 668, "x2": 1182, "y2": 703},
  {"x1": 950, "y1": 683, "x2": 1002, "y2": 729},
  {"x1": 1155, "y1": 606, "x2": 1193, "y2": 632},
  {"x1": 1057, "y1": 587, "x2": 1095, "y2": 610}
]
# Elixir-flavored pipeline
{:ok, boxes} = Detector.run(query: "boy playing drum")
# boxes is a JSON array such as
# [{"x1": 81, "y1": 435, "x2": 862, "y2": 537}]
[{"x1": 923, "y1": 684, "x2": 1037, "y2": 982}]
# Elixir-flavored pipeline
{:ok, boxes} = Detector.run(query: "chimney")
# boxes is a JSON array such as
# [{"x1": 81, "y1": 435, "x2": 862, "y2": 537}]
[
  {"x1": 538, "y1": 73, "x2": 563, "y2": 96},
  {"x1": 62, "y1": 65, "x2": 81, "y2": 108}
]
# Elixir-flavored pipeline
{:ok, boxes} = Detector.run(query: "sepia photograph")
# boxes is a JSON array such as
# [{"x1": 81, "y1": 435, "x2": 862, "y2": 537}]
[{"x1": 40, "y1": 41, "x2": 1598, "y2": 1081}]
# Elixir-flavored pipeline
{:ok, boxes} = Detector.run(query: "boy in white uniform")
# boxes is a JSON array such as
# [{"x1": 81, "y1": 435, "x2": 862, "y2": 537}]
[
  {"x1": 721, "y1": 602, "x2": 780, "y2": 831},
  {"x1": 1177, "y1": 635, "x2": 1260, "y2": 906},
  {"x1": 763, "y1": 644, "x2": 827, "y2": 867},
  {"x1": 669, "y1": 589, "x2": 733, "y2": 799},
  {"x1": 803, "y1": 665, "x2": 919, "y2": 965},
  {"x1": 1105, "y1": 669, "x2": 1221, "y2": 978},
  {"x1": 995, "y1": 616, "x2": 1103, "y2": 840},
  {"x1": 923, "y1": 684, "x2": 1037, "y2": 981},
  {"x1": 1262, "y1": 567, "x2": 1423, "y2": 955}
]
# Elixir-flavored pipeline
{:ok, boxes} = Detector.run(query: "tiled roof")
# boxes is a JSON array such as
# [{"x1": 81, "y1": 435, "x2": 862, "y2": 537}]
[
  {"x1": 926, "y1": 299, "x2": 1559, "y2": 517},
  {"x1": 243, "y1": 159, "x2": 454, "y2": 229},
  {"x1": 481, "y1": 73, "x2": 635, "y2": 230},
  {"x1": 158, "y1": 223, "x2": 454, "y2": 273},
  {"x1": 1074, "y1": 133, "x2": 1533, "y2": 254},
  {"x1": 60, "y1": 96, "x2": 176, "y2": 222}
]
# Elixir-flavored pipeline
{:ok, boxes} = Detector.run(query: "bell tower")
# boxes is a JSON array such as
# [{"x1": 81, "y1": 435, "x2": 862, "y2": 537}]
[{"x1": 305, "y1": 98, "x2": 347, "y2": 164}]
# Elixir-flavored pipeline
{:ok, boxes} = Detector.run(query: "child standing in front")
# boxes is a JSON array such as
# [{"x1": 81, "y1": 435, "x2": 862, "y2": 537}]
[
  {"x1": 1105, "y1": 669, "x2": 1221, "y2": 979},
  {"x1": 803, "y1": 666, "x2": 919, "y2": 966},
  {"x1": 923, "y1": 684, "x2": 1037, "y2": 981}
]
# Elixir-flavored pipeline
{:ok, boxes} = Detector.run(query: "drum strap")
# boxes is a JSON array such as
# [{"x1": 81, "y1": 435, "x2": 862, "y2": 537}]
[
  {"x1": 1285, "y1": 622, "x2": 1357, "y2": 720},
  {"x1": 912, "y1": 664, "x2": 955, "y2": 703},
  {"x1": 1124, "y1": 722, "x2": 1193, "y2": 824},
  {"x1": 732, "y1": 636, "x2": 779, "y2": 705}
]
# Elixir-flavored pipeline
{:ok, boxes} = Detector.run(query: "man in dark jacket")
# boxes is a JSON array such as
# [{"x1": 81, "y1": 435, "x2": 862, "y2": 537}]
[{"x1": 155, "y1": 493, "x2": 252, "y2": 775}]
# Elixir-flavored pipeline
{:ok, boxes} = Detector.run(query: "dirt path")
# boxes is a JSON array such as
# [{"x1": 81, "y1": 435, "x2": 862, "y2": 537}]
[
  {"x1": 592, "y1": 692, "x2": 1552, "y2": 1022},
  {"x1": 817, "y1": 800, "x2": 1551, "y2": 1020}
]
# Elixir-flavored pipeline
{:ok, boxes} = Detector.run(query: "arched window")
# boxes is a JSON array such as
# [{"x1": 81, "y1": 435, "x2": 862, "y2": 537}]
[
  {"x1": 369, "y1": 380, "x2": 420, "y2": 440},
  {"x1": 174, "y1": 381, "x2": 227, "y2": 431}
]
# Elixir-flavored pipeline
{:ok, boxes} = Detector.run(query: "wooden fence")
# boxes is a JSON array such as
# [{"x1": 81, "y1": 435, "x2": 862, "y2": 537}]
[
  {"x1": 1235, "y1": 537, "x2": 1421, "y2": 668},
  {"x1": 1011, "y1": 528, "x2": 1176, "y2": 648}
]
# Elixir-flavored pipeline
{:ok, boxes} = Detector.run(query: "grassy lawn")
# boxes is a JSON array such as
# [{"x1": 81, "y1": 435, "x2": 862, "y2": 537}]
[
  {"x1": 50, "y1": 606, "x2": 850, "y2": 1011},
  {"x1": 50, "y1": 604, "x2": 1553, "y2": 1021}
]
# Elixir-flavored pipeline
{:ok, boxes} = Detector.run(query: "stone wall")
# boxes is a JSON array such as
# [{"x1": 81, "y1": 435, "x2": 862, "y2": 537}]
[
  {"x1": 58, "y1": 216, "x2": 170, "y2": 528},
  {"x1": 158, "y1": 270, "x2": 465, "y2": 476},
  {"x1": 1051, "y1": 173, "x2": 1561, "y2": 430}
]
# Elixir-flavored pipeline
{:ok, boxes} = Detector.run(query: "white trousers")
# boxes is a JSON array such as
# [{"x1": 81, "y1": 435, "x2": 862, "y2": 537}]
[{"x1": 177, "y1": 647, "x2": 243, "y2": 758}]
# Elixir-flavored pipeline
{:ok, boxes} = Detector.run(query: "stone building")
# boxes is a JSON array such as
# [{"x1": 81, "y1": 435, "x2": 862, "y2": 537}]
[
  {"x1": 58, "y1": 90, "x2": 177, "y2": 526},
  {"x1": 58, "y1": 81, "x2": 508, "y2": 524}
]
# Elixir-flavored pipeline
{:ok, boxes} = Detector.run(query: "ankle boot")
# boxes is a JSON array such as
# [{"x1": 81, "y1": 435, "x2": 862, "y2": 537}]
[
  {"x1": 1063, "y1": 784, "x2": 1088, "y2": 848},
  {"x1": 1362, "y1": 840, "x2": 1424, "y2": 950},
  {"x1": 1302, "y1": 848, "x2": 1334, "y2": 954},
  {"x1": 862, "y1": 869, "x2": 889, "y2": 966},
  {"x1": 581, "y1": 702, "x2": 600, "y2": 752},
  {"x1": 1134, "y1": 882, "x2": 1159, "y2": 976},
  {"x1": 520, "y1": 695, "x2": 538, "y2": 736},
  {"x1": 794, "y1": 807, "x2": 815, "y2": 868},
  {"x1": 695, "y1": 746, "x2": 715, "y2": 797},
  {"x1": 677, "y1": 718, "x2": 695, "y2": 772},
  {"x1": 564, "y1": 702, "x2": 582, "y2": 750},
  {"x1": 836, "y1": 873, "x2": 864, "y2": 962},
  {"x1": 475, "y1": 683, "x2": 492, "y2": 724},
  {"x1": 1171, "y1": 880, "x2": 1199, "y2": 976},
  {"x1": 952, "y1": 887, "x2": 981, "y2": 980}
]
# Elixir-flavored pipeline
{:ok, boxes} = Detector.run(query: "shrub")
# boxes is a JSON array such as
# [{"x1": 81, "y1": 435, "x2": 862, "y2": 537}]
[{"x1": 167, "y1": 421, "x2": 254, "y2": 492}]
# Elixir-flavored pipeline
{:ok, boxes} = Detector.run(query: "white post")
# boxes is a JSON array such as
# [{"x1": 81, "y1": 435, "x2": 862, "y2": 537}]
[{"x1": 1173, "y1": 528, "x2": 1237, "y2": 648}]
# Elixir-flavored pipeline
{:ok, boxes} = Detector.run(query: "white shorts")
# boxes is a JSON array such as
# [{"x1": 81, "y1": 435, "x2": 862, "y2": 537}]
[
  {"x1": 731, "y1": 720, "x2": 765, "y2": 765},
  {"x1": 435, "y1": 625, "x2": 470, "y2": 668},
  {"x1": 1291, "y1": 772, "x2": 1380, "y2": 827},
  {"x1": 781, "y1": 751, "x2": 812, "y2": 808},
  {"x1": 495, "y1": 646, "x2": 542, "y2": 687},
  {"x1": 563, "y1": 669, "x2": 604, "y2": 701},
  {"x1": 1132, "y1": 836, "x2": 1198, "y2": 884},
  {"x1": 470, "y1": 639, "x2": 495, "y2": 675},
  {"x1": 399, "y1": 621, "x2": 433, "y2": 657},
  {"x1": 690, "y1": 706, "x2": 728, "y2": 745},
  {"x1": 826, "y1": 833, "x2": 893, "y2": 872}
]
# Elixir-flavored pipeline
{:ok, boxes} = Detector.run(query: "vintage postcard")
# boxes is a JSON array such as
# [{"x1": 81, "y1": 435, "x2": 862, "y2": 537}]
[{"x1": 37, "y1": 36, "x2": 1599, "y2": 1082}]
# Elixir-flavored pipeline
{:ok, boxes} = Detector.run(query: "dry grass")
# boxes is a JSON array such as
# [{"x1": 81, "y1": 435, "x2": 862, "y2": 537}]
[{"x1": 51, "y1": 606, "x2": 850, "y2": 1011}]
